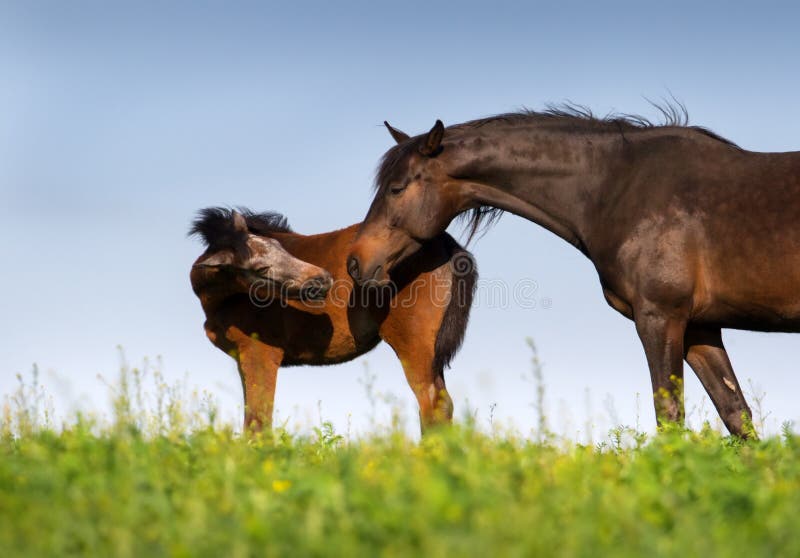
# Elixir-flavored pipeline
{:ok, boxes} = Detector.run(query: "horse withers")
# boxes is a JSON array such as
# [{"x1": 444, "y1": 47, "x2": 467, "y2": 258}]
[
  {"x1": 190, "y1": 207, "x2": 476, "y2": 433},
  {"x1": 348, "y1": 106, "x2": 800, "y2": 438}
]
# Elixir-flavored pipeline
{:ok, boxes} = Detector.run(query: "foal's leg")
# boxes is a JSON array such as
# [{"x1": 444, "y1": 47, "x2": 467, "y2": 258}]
[
  {"x1": 380, "y1": 314, "x2": 453, "y2": 433},
  {"x1": 401, "y1": 348, "x2": 452, "y2": 432},
  {"x1": 226, "y1": 327, "x2": 284, "y2": 433},
  {"x1": 684, "y1": 325, "x2": 754, "y2": 438},
  {"x1": 634, "y1": 303, "x2": 688, "y2": 428}
]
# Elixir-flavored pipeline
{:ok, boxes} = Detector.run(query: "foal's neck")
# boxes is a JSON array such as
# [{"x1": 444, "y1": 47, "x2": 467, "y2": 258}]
[{"x1": 194, "y1": 271, "x2": 251, "y2": 314}]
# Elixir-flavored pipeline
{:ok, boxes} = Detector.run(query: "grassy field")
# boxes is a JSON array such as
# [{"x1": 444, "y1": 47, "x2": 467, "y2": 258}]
[{"x1": 2, "y1": 370, "x2": 800, "y2": 557}]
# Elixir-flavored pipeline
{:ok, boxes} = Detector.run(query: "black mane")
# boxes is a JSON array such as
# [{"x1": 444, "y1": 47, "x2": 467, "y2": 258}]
[
  {"x1": 452, "y1": 101, "x2": 738, "y2": 147},
  {"x1": 189, "y1": 207, "x2": 292, "y2": 252},
  {"x1": 374, "y1": 101, "x2": 738, "y2": 243}
]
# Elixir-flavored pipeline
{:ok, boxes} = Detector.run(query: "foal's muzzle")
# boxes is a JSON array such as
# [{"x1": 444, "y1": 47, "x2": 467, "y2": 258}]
[{"x1": 300, "y1": 271, "x2": 333, "y2": 300}]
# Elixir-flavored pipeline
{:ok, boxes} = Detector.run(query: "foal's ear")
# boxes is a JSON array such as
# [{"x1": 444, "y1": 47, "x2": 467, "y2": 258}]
[
  {"x1": 232, "y1": 211, "x2": 248, "y2": 234},
  {"x1": 195, "y1": 250, "x2": 234, "y2": 268},
  {"x1": 418, "y1": 119, "x2": 444, "y2": 157},
  {"x1": 384, "y1": 121, "x2": 410, "y2": 144}
]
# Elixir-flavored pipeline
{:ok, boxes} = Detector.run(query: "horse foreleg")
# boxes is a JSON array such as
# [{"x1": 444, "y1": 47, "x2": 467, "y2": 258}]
[
  {"x1": 634, "y1": 305, "x2": 687, "y2": 428},
  {"x1": 238, "y1": 344, "x2": 282, "y2": 434},
  {"x1": 227, "y1": 327, "x2": 284, "y2": 434},
  {"x1": 684, "y1": 326, "x2": 755, "y2": 438}
]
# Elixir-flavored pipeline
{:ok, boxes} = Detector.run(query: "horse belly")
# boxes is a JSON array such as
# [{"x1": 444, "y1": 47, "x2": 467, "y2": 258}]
[
  {"x1": 697, "y1": 256, "x2": 800, "y2": 332},
  {"x1": 279, "y1": 300, "x2": 381, "y2": 366}
]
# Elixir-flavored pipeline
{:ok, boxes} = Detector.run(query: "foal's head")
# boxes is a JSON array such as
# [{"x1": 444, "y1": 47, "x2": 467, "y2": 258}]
[{"x1": 190, "y1": 208, "x2": 332, "y2": 301}]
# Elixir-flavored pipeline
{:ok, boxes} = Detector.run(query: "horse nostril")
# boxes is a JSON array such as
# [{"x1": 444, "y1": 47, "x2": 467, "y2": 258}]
[
  {"x1": 311, "y1": 272, "x2": 332, "y2": 289},
  {"x1": 347, "y1": 256, "x2": 360, "y2": 281}
]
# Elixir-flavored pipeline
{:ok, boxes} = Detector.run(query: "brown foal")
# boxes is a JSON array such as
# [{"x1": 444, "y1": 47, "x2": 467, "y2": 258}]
[{"x1": 190, "y1": 207, "x2": 476, "y2": 433}]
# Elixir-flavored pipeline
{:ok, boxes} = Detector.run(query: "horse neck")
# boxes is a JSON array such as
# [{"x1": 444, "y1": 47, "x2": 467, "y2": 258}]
[
  {"x1": 192, "y1": 268, "x2": 250, "y2": 313},
  {"x1": 446, "y1": 125, "x2": 620, "y2": 254}
]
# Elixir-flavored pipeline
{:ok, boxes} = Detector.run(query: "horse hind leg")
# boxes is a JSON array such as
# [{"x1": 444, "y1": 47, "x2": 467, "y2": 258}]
[
  {"x1": 379, "y1": 245, "x2": 473, "y2": 433},
  {"x1": 410, "y1": 360, "x2": 454, "y2": 432},
  {"x1": 393, "y1": 339, "x2": 454, "y2": 433},
  {"x1": 684, "y1": 326, "x2": 755, "y2": 438},
  {"x1": 380, "y1": 318, "x2": 454, "y2": 434}
]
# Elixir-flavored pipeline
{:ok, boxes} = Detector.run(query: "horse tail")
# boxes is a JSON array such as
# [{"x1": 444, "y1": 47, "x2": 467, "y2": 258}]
[{"x1": 433, "y1": 235, "x2": 478, "y2": 371}]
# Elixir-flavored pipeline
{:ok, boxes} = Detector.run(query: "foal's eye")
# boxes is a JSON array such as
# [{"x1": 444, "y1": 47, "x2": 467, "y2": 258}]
[
  {"x1": 390, "y1": 184, "x2": 406, "y2": 195},
  {"x1": 256, "y1": 266, "x2": 271, "y2": 275}
]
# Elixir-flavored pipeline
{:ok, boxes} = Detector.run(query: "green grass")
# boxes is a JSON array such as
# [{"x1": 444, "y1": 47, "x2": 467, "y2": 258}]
[
  {"x1": 3, "y1": 421, "x2": 800, "y2": 556},
  {"x1": 2, "y1": 367, "x2": 799, "y2": 557}
]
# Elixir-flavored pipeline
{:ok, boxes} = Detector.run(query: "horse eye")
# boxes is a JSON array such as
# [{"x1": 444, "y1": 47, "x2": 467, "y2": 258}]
[
  {"x1": 256, "y1": 266, "x2": 270, "y2": 275},
  {"x1": 390, "y1": 184, "x2": 406, "y2": 195}
]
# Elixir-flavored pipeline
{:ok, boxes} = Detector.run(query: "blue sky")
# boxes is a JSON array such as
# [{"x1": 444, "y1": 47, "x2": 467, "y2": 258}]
[{"x1": 2, "y1": 1, "x2": 799, "y2": 436}]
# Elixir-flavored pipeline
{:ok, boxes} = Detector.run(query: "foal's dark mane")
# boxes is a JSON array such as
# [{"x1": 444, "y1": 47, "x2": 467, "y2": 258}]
[
  {"x1": 375, "y1": 102, "x2": 739, "y2": 242},
  {"x1": 189, "y1": 207, "x2": 292, "y2": 253}
]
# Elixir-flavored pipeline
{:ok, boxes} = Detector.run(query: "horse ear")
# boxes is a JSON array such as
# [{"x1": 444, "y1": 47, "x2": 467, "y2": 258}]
[
  {"x1": 232, "y1": 211, "x2": 248, "y2": 234},
  {"x1": 196, "y1": 250, "x2": 234, "y2": 268},
  {"x1": 418, "y1": 119, "x2": 444, "y2": 157},
  {"x1": 384, "y1": 121, "x2": 410, "y2": 144}
]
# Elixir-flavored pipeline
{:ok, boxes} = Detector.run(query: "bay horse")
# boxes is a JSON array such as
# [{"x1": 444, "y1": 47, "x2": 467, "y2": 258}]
[
  {"x1": 190, "y1": 207, "x2": 476, "y2": 433},
  {"x1": 347, "y1": 105, "x2": 800, "y2": 438}
]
